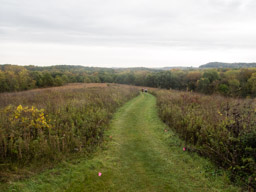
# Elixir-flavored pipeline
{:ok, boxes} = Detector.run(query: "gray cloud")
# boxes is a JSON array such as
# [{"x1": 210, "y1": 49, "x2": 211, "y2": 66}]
[{"x1": 0, "y1": 0, "x2": 256, "y2": 67}]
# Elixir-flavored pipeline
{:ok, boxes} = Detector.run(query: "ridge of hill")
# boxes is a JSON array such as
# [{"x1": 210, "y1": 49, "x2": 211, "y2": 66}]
[{"x1": 199, "y1": 62, "x2": 256, "y2": 68}]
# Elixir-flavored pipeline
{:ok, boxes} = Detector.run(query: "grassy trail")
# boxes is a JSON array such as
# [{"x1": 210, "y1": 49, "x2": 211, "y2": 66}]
[{"x1": 2, "y1": 93, "x2": 240, "y2": 191}]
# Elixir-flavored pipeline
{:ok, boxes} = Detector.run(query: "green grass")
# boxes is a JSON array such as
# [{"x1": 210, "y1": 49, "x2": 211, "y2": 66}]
[{"x1": 0, "y1": 93, "x2": 241, "y2": 191}]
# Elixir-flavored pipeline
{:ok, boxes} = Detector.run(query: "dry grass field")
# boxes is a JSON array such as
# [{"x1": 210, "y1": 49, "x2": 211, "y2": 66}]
[{"x1": 0, "y1": 83, "x2": 139, "y2": 181}]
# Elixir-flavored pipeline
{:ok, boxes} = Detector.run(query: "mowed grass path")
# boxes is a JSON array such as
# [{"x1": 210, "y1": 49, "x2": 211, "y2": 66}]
[{"x1": 2, "y1": 93, "x2": 240, "y2": 191}]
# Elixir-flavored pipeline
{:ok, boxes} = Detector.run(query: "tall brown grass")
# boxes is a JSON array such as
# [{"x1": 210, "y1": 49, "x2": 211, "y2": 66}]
[
  {"x1": 153, "y1": 89, "x2": 256, "y2": 189},
  {"x1": 0, "y1": 83, "x2": 139, "y2": 181}
]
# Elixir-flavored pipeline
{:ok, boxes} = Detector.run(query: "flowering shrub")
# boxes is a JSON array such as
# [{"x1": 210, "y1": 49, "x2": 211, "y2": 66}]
[{"x1": 0, "y1": 105, "x2": 51, "y2": 162}]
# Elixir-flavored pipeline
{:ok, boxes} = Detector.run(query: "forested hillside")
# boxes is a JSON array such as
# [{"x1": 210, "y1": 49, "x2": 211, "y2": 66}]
[
  {"x1": 0, "y1": 64, "x2": 256, "y2": 97},
  {"x1": 200, "y1": 62, "x2": 256, "y2": 69}
]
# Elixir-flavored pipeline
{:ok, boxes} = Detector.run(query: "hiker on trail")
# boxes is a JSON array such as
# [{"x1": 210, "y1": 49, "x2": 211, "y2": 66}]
[{"x1": 141, "y1": 88, "x2": 148, "y2": 93}]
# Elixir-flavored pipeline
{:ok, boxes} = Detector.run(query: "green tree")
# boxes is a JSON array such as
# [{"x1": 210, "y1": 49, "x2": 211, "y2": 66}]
[
  {"x1": 218, "y1": 84, "x2": 229, "y2": 95},
  {"x1": 42, "y1": 72, "x2": 54, "y2": 87},
  {"x1": 54, "y1": 75, "x2": 64, "y2": 86},
  {"x1": 197, "y1": 78, "x2": 210, "y2": 94},
  {"x1": 203, "y1": 70, "x2": 219, "y2": 83},
  {"x1": 0, "y1": 70, "x2": 8, "y2": 92},
  {"x1": 248, "y1": 72, "x2": 256, "y2": 96}
]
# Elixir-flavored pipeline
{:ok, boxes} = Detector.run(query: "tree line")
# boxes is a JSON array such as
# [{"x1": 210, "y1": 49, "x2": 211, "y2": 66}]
[{"x1": 0, "y1": 64, "x2": 256, "y2": 97}]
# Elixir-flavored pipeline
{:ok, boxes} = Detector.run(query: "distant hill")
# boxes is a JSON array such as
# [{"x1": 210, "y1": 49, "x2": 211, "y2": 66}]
[
  {"x1": 154, "y1": 66, "x2": 195, "y2": 70},
  {"x1": 199, "y1": 62, "x2": 256, "y2": 68}
]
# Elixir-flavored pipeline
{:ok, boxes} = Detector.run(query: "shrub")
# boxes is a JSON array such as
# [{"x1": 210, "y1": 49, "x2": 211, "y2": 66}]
[{"x1": 0, "y1": 105, "x2": 52, "y2": 162}]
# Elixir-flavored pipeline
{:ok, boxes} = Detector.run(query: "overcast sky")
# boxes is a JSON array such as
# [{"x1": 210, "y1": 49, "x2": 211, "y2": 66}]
[{"x1": 0, "y1": 0, "x2": 256, "y2": 67}]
